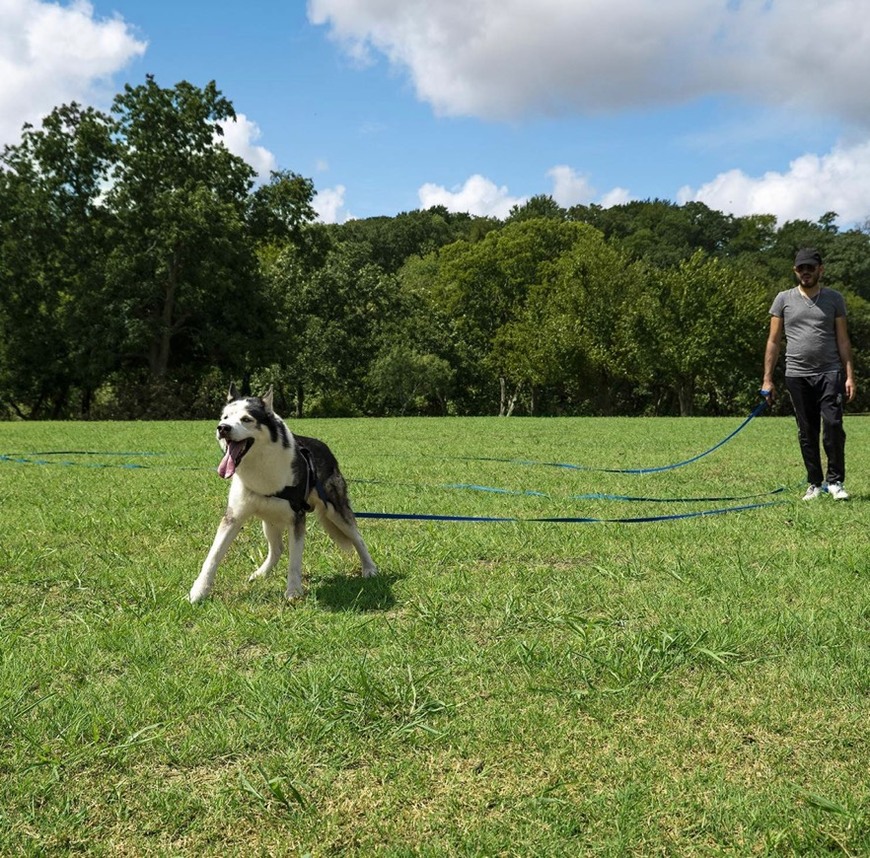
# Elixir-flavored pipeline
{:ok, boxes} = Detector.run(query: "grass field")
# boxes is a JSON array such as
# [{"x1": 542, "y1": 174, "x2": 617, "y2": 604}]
[{"x1": 1, "y1": 413, "x2": 868, "y2": 856}]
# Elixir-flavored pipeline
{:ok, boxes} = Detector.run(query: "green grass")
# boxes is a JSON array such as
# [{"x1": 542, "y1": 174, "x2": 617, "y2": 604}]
[{"x1": 1, "y1": 415, "x2": 868, "y2": 856}]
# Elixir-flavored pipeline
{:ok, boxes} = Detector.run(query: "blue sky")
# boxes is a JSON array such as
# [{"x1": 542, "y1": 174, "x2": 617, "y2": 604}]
[{"x1": 3, "y1": 0, "x2": 870, "y2": 225}]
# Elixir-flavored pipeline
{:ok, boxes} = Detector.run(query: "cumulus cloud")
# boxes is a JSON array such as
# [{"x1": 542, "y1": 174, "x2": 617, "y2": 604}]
[
  {"x1": 418, "y1": 167, "x2": 631, "y2": 218},
  {"x1": 418, "y1": 174, "x2": 524, "y2": 219},
  {"x1": 217, "y1": 113, "x2": 277, "y2": 181},
  {"x1": 600, "y1": 187, "x2": 633, "y2": 208},
  {"x1": 0, "y1": 0, "x2": 146, "y2": 144},
  {"x1": 678, "y1": 141, "x2": 870, "y2": 225},
  {"x1": 314, "y1": 184, "x2": 353, "y2": 223},
  {"x1": 308, "y1": 0, "x2": 870, "y2": 126},
  {"x1": 546, "y1": 165, "x2": 596, "y2": 208},
  {"x1": 310, "y1": 1, "x2": 870, "y2": 223}
]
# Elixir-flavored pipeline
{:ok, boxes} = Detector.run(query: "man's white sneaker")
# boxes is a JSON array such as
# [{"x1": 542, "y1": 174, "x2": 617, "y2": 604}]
[
  {"x1": 826, "y1": 482, "x2": 850, "y2": 500},
  {"x1": 802, "y1": 484, "x2": 822, "y2": 501}
]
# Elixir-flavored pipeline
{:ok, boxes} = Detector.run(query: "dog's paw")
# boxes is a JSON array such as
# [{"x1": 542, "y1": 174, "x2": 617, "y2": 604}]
[
  {"x1": 284, "y1": 585, "x2": 306, "y2": 601},
  {"x1": 188, "y1": 585, "x2": 209, "y2": 604},
  {"x1": 362, "y1": 564, "x2": 378, "y2": 579}
]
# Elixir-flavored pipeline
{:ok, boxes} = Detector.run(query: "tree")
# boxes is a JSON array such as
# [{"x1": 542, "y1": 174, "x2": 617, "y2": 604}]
[
  {"x1": 0, "y1": 103, "x2": 117, "y2": 417},
  {"x1": 824, "y1": 228, "x2": 870, "y2": 301},
  {"x1": 569, "y1": 199, "x2": 737, "y2": 267},
  {"x1": 331, "y1": 207, "x2": 494, "y2": 274},
  {"x1": 531, "y1": 227, "x2": 641, "y2": 414},
  {"x1": 427, "y1": 219, "x2": 598, "y2": 413},
  {"x1": 105, "y1": 76, "x2": 265, "y2": 380},
  {"x1": 631, "y1": 252, "x2": 767, "y2": 415},
  {"x1": 265, "y1": 241, "x2": 400, "y2": 416},
  {"x1": 507, "y1": 194, "x2": 566, "y2": 223},
  {"x1": 366, "y1": 345, "x2": 455, "y2": 415}
]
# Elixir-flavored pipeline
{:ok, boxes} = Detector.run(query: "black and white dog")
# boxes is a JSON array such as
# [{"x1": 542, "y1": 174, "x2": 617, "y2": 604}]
[{"x1": 189, "y1": 385, "x2": 377, "y2": 602}]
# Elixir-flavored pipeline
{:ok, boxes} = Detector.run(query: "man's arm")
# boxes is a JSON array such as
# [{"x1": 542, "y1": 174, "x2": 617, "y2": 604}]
[
  {"x1": 835, "y1": 315, "x2": 856, "y2": 402},
  {"x1": 762, "y1": 315, "x2": 784, "y2": 400}
]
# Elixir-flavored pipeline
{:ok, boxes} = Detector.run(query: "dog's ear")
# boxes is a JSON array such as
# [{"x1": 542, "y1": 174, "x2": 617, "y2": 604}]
[
  {"x1": 261, "y1": 386, "x2": 274, "y2": 413},
  {"x1": 227, "y1": 383, "x2": 241, "y2": 403}
]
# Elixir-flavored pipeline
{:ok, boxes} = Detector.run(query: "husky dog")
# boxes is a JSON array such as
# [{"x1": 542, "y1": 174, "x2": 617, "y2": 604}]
[{"x1": 189, "y1": 385, "x2": 377, "y2": 603}]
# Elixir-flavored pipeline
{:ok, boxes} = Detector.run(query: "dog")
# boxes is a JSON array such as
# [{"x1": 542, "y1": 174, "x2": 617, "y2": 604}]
[{"x1": 189, "y1": 385, "x2": 377, "y2": 602}]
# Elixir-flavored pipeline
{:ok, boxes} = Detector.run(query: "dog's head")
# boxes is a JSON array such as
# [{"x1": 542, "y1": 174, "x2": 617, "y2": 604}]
[{"x1": 215, "y1": 384, "x2": 281, "y2": 478}]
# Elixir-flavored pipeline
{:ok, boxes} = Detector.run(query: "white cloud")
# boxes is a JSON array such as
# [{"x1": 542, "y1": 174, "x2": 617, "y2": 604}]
[
  {"x1": 315, "y1": 184, "x2": 353, "y2": 223},
  {"x1": 546, "y1": 165, "x2": 596, "y2": 208},
  {"x1": 310, "y1": 1, "x2": 870, "y2": 223},
  {"x1": 0, "y1": 0, "x2": 146, "y2": 145},
  {"x1": 418, "y1": 174, "x2": 524, "y2": 218},
  {"x1": 217, "y1": 113, "x2": 277, "y2": 181},
  {"x1": 678, "y1": 141, "x2": 870, "y2": 225},
  {"x1": 418, "y1": 167, "x2": 630, "y2": 218},
  {"x1": 600, "y1": 187, "x2": 632, "y2": 208},
  {"x1": 308, "y1": 0, "x2": 870, "y2": 126}
]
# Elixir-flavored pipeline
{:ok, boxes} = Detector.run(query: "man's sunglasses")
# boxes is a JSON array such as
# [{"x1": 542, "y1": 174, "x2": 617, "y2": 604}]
[{"x1": 796, "y1": 264, "x2": 819, "y2": 273}]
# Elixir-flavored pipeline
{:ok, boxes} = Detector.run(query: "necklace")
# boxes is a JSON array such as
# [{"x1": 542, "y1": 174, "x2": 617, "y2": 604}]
[{"x1": 799, "y1": 287, "x2": 822, "y2": 308}]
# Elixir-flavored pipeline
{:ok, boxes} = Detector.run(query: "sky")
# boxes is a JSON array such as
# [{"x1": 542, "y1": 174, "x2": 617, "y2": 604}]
[{"x1": 3, "y1": 0, "x2": 870, "y2": 227}]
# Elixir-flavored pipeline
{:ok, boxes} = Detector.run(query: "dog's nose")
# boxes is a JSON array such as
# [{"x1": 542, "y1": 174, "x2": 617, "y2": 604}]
[{"x1": 217, "y1": 423, "x2": 232, "y2": 439}]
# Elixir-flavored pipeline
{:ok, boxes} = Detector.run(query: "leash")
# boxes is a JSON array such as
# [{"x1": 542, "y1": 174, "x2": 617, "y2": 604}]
[
  {"x1": 2, "y1": 395, "x2": 784, "y2": 524},
  {"x1": 453, "y1": 395, "x2": 771, "y2": 475},
  {"x1": 354, "y1": 478, "x2": 787, "y2": 504},
  {"x1": 355, "y1": 499, "x2": 787, "y2": 524},
  {"x1": 353, "y1": 394, "x2": 779, "y2": 522},
  {"x1": 0, "y1": 452, "x2": 152, "y2": 469}
]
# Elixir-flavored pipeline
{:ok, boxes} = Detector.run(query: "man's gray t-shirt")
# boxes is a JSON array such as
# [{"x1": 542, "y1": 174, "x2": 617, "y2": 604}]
[{"x1": 769, "y1": 287, "x2": 847, "y2": 377}]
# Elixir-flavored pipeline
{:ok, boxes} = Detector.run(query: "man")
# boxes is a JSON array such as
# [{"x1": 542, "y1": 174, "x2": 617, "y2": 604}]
[{"x1": 763, "y1": 248, "x2": 856, "y2": 500}]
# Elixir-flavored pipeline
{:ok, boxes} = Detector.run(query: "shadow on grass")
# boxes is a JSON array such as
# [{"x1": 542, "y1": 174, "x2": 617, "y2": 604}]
[{"x1": 314, "y1": 571, "x2": 400, "y2": 612}]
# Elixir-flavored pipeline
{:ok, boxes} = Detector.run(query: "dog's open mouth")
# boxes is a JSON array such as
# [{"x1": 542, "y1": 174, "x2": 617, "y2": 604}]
[{"x1": 218, "y1": 438, "x2": 254, "y2": 478}]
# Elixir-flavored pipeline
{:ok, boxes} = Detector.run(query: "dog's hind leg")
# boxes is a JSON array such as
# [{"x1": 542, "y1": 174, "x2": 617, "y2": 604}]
[
  {"x1": 349, "y1": 526, "x2": 378, "y2": 579},
  {"x1": 285, "y1": 514, "x2": 307, "y2": 600},
  {"x1": 190, "y1": 513, "x2": 244, "y2": 603},
  {"x1": 249, "y1": 521, "x2": 284, "y2": 583},
  {"x1": 322, "y1": 506, "x2": 378, "y2": 579}
]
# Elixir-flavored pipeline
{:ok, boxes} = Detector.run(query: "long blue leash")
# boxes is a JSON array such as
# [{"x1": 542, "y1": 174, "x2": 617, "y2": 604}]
[
  {"x1": 454, "y1": 395, "x2": 771, "y2": 474},
  {"x1": 353, "y1": 393, "x2": 781, "y2": 522},
  {"x1": 2, "y1": 396, "x2": 783, "y2": 523},
  {"x1": 355, "y1": 500, "x2": 786, "y2": 524}
]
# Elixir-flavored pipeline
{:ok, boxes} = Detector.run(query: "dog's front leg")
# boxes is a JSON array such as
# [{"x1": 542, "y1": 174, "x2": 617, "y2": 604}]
[
  {"x1": 189, "y1": 512, "x2": 243, "y2": 603},
  {"x1": 285, "y1": 513, "x2": 306, "y2": 600}
]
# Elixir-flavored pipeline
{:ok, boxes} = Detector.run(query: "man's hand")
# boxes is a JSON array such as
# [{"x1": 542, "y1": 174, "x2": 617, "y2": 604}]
[{"x1": 846, "y1": 377, "x2": 856, "y2": 402}]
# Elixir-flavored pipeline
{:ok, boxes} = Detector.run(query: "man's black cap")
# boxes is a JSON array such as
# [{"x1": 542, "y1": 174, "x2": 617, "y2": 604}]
[{"x1": 794, "y1": 248, "x2": 823, "y2": 267}]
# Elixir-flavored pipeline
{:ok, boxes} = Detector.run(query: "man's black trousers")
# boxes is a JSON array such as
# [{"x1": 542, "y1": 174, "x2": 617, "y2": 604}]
[{"x1": 785, "y1": 371, "x2": 846, "y2": 486}]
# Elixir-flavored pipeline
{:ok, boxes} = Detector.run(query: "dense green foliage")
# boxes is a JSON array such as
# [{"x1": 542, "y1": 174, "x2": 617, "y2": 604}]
[{"x1": 1, "y1": 79, "x2": 868, "y2": 419}]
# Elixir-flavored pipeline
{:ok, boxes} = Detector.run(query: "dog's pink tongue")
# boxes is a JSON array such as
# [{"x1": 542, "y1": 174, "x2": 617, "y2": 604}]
[{"x1": 218, "y1": 449, "x2": 236, "y2": 479}]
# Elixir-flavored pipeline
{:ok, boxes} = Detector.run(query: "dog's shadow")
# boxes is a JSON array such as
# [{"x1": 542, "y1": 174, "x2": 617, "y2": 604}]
[{"x1": 313, "y1": 571, "x2": 400, "y2": 612}]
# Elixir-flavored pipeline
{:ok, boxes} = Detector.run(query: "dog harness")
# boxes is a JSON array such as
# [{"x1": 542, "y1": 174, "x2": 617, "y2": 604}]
[{"x1": 271, "y1": 445, "x2": 318, "y2": 514}]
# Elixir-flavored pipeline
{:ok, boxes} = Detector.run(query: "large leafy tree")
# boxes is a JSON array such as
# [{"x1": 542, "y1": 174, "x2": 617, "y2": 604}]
[
  {"x1": 629, "y1": 252, "x2": 767, "y2": 415},
  {"x1": 263, "y1": 240, "x2": 400, "y2": 417},
  {"x1": 570, "y1": 199, "x2": 738, "y2": 267},
  {"x1": 105, "y1": 76, "x2": 266, "y2": 380},
  {"x1": 0, "y1": 103, "x2": 116, "y2": 417},
  {"x1": 427, "y1": 218, "x2": 593, "y2": 413},
  {"x1": 331, "y1": 206, "x2": 494, "y2": 274},
  {"x1": 520, "y1": 226, "x2": 641, "y2": 414}
]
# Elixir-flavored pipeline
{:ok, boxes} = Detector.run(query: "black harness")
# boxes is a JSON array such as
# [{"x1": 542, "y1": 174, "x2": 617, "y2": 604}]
[{"x1": 270, "y1": 446, "x2": 318, "y2": 514}]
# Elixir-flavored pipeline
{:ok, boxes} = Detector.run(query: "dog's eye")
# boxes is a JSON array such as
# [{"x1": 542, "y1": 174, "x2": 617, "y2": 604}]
[{"x1": 241, "y1": 416, "x2": 254, "y2": 423}]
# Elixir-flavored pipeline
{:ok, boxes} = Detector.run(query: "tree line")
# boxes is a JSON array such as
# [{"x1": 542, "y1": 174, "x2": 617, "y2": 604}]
[{"x1": 1, "y1": 77, "x2": 867, "y2": 420}]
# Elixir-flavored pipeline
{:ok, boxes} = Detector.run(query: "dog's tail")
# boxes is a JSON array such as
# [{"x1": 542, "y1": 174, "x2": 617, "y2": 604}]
[{"x1": 316, "y1": 505, "x2": 357, "y2": 553}]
